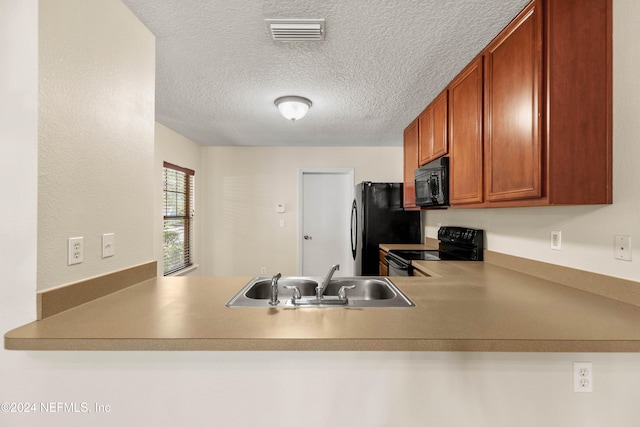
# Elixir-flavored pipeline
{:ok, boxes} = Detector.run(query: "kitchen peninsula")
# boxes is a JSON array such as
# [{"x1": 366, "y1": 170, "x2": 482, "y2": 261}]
[{"x1": 6, "y1": 258, "x2": 640, "y2": 352}]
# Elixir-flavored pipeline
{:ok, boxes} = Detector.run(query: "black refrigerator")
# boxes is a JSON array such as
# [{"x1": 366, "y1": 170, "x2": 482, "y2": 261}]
[{"x1": 350, "y1": 182, "x2": 421, "y2": 275}]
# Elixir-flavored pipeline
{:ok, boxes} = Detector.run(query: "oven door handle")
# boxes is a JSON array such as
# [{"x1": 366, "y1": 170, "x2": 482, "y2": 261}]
[{"x1": 385, "y1": 255, "x2": 409, "y2": 271}]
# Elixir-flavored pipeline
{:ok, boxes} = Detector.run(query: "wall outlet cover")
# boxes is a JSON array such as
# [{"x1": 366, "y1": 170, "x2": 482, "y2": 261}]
[
  {"x1": 68, "y1": 237, "x2": 84, "y2": 265},
  {"x1": 573, "y1": 362, "x2": 593, "y2": 392}
]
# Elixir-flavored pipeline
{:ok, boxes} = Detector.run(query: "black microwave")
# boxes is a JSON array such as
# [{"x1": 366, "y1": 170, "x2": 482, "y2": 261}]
[{"x1": 414, "y1": 157, "x2": 449, "y2": 207}]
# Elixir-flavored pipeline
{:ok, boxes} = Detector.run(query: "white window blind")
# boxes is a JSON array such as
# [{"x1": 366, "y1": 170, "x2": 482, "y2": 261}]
[{"x1": 163, "y1": 162, "x2": 195, "y2": 275}]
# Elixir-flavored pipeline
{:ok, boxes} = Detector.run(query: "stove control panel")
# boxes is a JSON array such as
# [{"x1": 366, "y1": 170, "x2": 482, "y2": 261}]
[{"x1": 437, "y1": 227, "x2": 484, "y2": 260}]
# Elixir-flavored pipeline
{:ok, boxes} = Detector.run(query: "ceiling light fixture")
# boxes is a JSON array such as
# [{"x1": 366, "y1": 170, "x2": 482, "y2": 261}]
[{"x1": 274, "y1": 96, "x2": 312, "y2": 122}]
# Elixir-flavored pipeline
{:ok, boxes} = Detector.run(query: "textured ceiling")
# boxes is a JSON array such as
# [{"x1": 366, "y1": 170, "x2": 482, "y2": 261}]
[{"x1": 121, "y1": 0, "x2": 530, "y2": 147}]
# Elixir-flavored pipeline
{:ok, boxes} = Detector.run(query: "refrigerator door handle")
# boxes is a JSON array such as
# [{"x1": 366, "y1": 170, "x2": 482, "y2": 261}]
[{"x1": 350, "y1": 199, "x2": 357, "y2": 260}]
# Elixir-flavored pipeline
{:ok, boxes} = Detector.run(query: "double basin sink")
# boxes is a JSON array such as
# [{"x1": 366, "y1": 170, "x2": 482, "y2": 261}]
[{"x1": 226, "y1": 276, "x2": 415, "y2": 308}]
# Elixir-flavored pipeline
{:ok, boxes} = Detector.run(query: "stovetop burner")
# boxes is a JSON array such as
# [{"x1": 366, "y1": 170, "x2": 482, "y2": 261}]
[{"x1": 387, "y1": 249, "x2": 465, "y2": 261}]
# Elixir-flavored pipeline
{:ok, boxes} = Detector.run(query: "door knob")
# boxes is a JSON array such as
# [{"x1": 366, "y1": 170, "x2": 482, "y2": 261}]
[{"x1": 304, "y1": 235, "x2": 312, "y2": 240}]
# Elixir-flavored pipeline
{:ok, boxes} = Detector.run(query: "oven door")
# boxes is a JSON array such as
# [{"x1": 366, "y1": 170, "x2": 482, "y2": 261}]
[{"x1": 385, "y1": 255, "x2": 411, "y2": 276}]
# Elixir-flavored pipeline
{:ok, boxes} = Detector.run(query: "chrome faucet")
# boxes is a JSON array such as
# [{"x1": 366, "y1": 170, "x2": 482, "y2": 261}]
[
  {"x1": 269, "y1": 272, "x2": 281, "y2": 306},
  {"x1": 317, "y1": 264, "x2": 339, "y2": 299}
]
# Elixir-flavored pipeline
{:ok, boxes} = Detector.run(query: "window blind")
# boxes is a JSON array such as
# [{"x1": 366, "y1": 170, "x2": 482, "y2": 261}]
[{"x1": 163, "y1": 162, "x2": 195, "y2": 275}]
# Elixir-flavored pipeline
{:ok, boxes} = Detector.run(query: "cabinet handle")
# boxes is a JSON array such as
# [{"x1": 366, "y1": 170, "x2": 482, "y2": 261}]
[{"x1": 304, "y1": 235, "x2": 312, "y2": 240}]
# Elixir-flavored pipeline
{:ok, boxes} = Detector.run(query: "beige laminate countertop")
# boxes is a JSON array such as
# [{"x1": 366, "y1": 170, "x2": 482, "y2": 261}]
[
  {"x1": 379, "y1": 243, "x2": 437, "y2": 252},
  {"x1": 6, "y1": 262, "x2": 640, "y2": 352}
]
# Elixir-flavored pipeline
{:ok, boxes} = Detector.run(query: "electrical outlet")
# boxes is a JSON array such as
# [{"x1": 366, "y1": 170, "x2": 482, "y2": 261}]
[
  {"x1": 573, "y1": 362, "x2": 593, "y2": 392},
  {"x1": 261, "y1": 267, "x2": 267, "y2": 275},
  {"x1": 551, "y1": 231, "x2": 562, "y2": 250},
  {"x1": 102, "y1": 233, "x2": 115, "y2": 258},
  {"x1": 68, "y1": 237, "x2": 84, "y2": 265},
  {"x1": 614, "y1": 235, "x2": 632, "y2": 261}
]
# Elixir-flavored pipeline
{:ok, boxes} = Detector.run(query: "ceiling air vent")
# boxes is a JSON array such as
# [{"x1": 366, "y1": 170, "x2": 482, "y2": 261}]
[{"x1": 265, "y1": 19, "x2": 325, "y2": 42}]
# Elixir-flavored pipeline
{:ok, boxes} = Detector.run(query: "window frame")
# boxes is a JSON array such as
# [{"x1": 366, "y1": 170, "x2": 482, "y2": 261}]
[{"x1": 163, "y1": 161, "x2": 195, "y2": 276}]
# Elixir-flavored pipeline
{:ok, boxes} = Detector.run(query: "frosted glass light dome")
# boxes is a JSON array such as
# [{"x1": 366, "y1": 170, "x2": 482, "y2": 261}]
[{"x1": 274, "y1": 96, "x2": 312, "y2": 121}]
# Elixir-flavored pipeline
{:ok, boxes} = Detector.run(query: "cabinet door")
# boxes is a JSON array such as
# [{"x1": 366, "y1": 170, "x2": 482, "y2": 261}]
[
  {"x1": 449, "y1": 57, "x2": 483, "y2": 205},
  {"x1": 431, "y1": 90, "x2": 448, "y2": 160},
  {"x1": 403, "y1": 119, "x2": 419, "y2": 209},
  {"x1": 545, "y1": 0, "x2": 612, "y2": 205},
  {"x1": 379, "y1": 250, "x2": 388, "y2": 276},
  {"x1": 417, "y1": 106, "x2": 433, "y2": 166},
  {"x1": 484, "y1": 1, "x2": 542, "y2": 202},
  {"x1": 418, "y1": 90, "x2": 448, "y2": 166}
]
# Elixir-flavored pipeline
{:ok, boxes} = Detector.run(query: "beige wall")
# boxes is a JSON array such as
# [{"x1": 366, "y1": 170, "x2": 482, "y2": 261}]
[
  {"x1": 200, "y1": 146, "x2": 403, "y2": 276},
  {"x1": 3, "y1": 1, "x2": 640, "y2": 426},
  {"x1": 37, "y1": 0, "x2": 155, "y2": 290},
  {"x1": 425, "y1": 0, "x2": 640, "y2": 282},
  {"x1": 154, "y1": 122, "x2": 203, "y2": 277}
]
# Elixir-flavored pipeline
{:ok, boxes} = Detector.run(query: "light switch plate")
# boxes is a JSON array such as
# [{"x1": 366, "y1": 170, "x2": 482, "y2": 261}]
[
  {"x1": 102, "y1": 233, "x2": 115, "y2": 258},
  {"x1": 551, "y1": 231, "x2": 562, "y2": 250}
]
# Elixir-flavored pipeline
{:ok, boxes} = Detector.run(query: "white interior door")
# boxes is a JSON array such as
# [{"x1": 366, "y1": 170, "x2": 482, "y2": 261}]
[{"x1": 299, "y1": 169, "x2": 354, "y2": 277}]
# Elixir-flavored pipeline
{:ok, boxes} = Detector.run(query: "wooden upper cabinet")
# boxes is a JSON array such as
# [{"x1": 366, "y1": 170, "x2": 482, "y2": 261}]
[
  {"x1": 432, "y1": 91, "x2": 448, "y2": 161},
  {"x1": 404, "y1": 0, "x2": 611, "y2": 209},
  {"x1": 484, "y1": 1, "x2": 542, "y2": 203},
  {"x1": 544, "y1": 0, "x2": 612, "y2": 205},
  {"x1": 449, "y1": 57, "x2": 484, "y2": 206},
  {"x1": 482, "y1": 0, "x2": 612, "y2": 206},
  {"x1": 418, "y1": 90, "x2": 448, "y2": 166},
  {"x1": 417, "y1": 106, "x2": 432, "y2": 166},
  {"x1": 403, "y1": 118, "x2": 420, "y2": 209}
]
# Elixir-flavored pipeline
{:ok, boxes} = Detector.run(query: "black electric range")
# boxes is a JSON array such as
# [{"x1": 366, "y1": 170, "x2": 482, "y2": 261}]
[{"x1": 386, "y1": 226, "x2": 484, "y2": 276}]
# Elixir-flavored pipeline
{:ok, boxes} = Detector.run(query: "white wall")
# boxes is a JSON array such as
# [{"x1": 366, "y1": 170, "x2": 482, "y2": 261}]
[
  {"x1": 37, "y1": 0, "x2": 156, "y2": 290},
  {"x1": 154, "y1": 122, "x2": 203, "y2": 276},
  {"x1": 424, "y1": 0, "x2": 640, "y2": 283},
  {"x1": 200, "y1": 146, "x2": 403, "y2": 276},
  {"x1": 2, "y1": 1, "x2": 640, "y2": 427},
  {"x1": 0, "y1": 0, "x2": 38, "y2": 329}
]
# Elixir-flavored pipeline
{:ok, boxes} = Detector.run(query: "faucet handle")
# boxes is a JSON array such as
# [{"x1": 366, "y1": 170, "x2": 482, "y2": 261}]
[
  {"x1": 283, "y1": 285, "x2": 301, "y2": 300},
  {"x1": 338, "y1": 285, "x2": 356, "y2": 299}
]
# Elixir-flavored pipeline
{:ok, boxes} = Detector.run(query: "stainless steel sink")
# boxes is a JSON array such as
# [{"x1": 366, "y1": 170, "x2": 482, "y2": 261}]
[
  {"x1": 322, "y1": 278, "x2": 397, "y2": 300},
  {"x1": 226, "y1": 276, "x2": 414, "y2": 308},
  {"x1": 244, "y1": 278, "x2": 318, "y2": 299}
]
